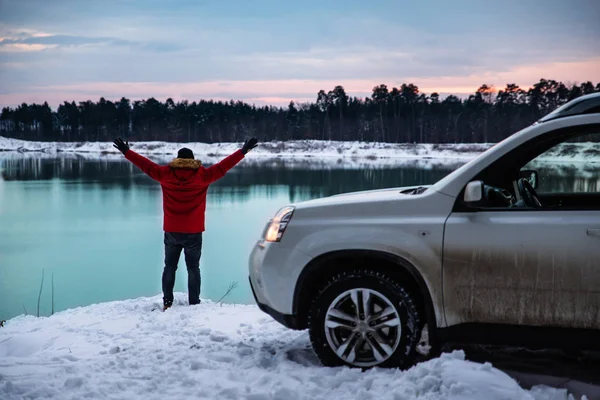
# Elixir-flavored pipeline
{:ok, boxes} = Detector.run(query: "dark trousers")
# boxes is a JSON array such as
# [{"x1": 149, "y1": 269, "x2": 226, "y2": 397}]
[{"x1": 163, "y1": 232, "x2": 203, "y2": 306}]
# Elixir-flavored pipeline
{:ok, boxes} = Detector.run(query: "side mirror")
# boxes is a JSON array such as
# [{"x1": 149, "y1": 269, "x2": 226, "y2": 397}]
[
  {"x1": 464, "y1": 180, "x2": 484, "y2": 203},
  {"x1": 519, "y1": 170, "x2": 539, "y2": 189}
]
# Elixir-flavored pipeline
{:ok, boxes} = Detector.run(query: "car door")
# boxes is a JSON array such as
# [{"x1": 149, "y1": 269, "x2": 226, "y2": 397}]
[{"x1": 442, "y1": 128, "x2": 600, "y2": 330}]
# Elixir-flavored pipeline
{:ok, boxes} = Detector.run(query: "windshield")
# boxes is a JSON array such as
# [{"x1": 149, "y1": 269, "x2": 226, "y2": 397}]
[
  {"x1": 428, "y1": 124, "x2": 530, "y2": 193},
  {"x1": 428, "y1": 150, "x2": 486, "y2": 192}
]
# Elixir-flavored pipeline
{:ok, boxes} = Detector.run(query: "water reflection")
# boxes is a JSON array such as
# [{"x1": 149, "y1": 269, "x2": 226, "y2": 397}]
[
  {"x1": 0, "y1": 156, "x2": 460, "y2": 203},
  {"x1": 2, "y1": 156, "x2": 598, "y2": 198}
]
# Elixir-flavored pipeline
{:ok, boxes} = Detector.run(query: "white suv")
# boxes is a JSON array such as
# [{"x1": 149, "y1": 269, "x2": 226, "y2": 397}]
[{"x1": 249, "y1": 93, "x2": 600, "y2": 369}]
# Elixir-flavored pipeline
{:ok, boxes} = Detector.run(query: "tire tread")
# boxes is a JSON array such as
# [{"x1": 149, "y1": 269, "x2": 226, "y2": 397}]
[{"x1": 307, "y1": 268, "x2": 422, "y2": 369}]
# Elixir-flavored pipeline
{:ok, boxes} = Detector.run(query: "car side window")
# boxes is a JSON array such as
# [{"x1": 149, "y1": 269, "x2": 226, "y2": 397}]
[
  {"x1": 521, "y1": 132, "x2": 600, "y2": 196},
  {"x1": 457, "y1": 125, "x2": 600, "y2": 211}
]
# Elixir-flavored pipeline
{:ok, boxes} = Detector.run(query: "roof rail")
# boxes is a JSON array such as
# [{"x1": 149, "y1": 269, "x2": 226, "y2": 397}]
[{"x1": 538, "y1": 92, "x2": 600, "y2": 123}]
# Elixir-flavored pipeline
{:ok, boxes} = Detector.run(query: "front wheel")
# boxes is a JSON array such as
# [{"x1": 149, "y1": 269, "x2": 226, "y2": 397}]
[{"x1": 308, "y1": 269, "x2": 422, "y2": 369}]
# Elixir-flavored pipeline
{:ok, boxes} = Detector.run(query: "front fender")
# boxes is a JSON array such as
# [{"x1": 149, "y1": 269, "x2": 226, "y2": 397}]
[{"x1": 283, "y1": 221, "x2": 446, "y2": 328}]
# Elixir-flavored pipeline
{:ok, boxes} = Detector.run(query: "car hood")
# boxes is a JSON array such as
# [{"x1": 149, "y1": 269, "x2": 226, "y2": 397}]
[{"x1": 293, "y1": 185, "x2": 431, "y2": 209}]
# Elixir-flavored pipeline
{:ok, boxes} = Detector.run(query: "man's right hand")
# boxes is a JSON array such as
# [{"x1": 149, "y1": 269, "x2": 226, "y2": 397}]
[{"x1": 113, "y1": 138, "x2": 130, "y2": 154}]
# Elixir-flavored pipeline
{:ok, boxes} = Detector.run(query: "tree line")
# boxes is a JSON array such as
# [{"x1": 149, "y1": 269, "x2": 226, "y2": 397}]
[{"x1": 1, "y1": 79, "x2": 599, "y2": 144}]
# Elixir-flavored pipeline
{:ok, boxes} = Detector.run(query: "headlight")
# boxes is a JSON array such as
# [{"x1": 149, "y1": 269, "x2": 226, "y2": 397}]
[{"x1": 264, "y1": 206, "x2": 295, "y2": 242}]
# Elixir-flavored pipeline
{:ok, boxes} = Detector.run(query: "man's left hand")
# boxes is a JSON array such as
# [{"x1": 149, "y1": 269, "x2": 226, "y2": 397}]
[
  {"x1": 241, "y1": 137, "x2": 258, "y2": 154},
  {"x1": 113, "y1": 138, "x2": 130, "y2": 154}
]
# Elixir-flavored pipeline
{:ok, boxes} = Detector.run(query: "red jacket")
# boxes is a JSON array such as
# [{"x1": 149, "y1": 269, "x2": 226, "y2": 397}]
[{"x1": 125, "y1": 149, "x2": 245, "y2": 233}]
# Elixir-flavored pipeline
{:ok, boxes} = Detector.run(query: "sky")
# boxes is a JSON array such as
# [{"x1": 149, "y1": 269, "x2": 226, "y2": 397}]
[{"x1": 0, "y1": 0, "x2": 599, "y2": 108}]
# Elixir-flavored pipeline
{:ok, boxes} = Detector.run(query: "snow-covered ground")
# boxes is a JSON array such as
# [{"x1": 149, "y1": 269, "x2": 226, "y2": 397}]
[
  {"x1": 0, "y1": 149, "x2": 468, "y2": 172},
  {"x1": 1, "y1": 136, "x2": 597, "y2": 168},
  {"x1": 0, "y1": 294, "x2": 588, "y2": 400},
  {"x1": 0, "y1": 136, "x2": 492, "y2": 162}
]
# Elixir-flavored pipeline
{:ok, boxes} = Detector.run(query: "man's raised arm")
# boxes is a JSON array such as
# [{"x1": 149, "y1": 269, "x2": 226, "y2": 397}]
[
  {"x1": 113, "y1": 137, "x2": 163, "y2": 182},
  {"x1": 203, "y1": 137, "x2": 258, "y2": 184}
]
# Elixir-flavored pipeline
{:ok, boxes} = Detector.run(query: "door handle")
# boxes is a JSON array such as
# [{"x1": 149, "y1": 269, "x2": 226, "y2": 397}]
[{"x1": 587, "y1": 229, "x2": 600, "y2": 237}]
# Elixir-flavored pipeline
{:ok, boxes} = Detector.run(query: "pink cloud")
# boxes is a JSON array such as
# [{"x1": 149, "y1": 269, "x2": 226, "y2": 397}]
[
  {"x1": 1, "y1": 57, "x2": 599, "y2": 108},
  {"x1": 245, "y1": 97, "x2": 317, "y2": 106},
  {"x1": 0, "y1": 43, "x2": 59, "y2": 52},
  {"x1": 414, "y1": 57, "x2": 600, "y2": 94}
]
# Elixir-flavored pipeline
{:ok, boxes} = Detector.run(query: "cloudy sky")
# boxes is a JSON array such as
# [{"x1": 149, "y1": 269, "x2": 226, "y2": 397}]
[{"x1": 1, "y1": 0, "x2": 599, "y2": 108}]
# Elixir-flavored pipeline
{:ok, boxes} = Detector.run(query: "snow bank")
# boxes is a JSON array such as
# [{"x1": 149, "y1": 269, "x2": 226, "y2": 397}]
[
  {"x1": 0, "y1": 294, "x2": 584, "y2": 400},
  {"x1": 0, "y1": 136, "x2": 493, "y2": 161},
  {"x1": 1, "y1": 136, "x2": 597, "y2": 166},
  {"x1": 0, "y1": 149, "x2": 466, "y2": 171}
]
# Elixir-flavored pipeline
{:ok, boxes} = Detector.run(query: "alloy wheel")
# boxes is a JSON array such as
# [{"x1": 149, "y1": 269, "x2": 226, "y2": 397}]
[{"x1": 324, "y1": 288, "x2": 402, "y2": 367}]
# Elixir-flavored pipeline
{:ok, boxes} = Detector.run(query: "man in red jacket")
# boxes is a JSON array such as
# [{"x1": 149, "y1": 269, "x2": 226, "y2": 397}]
[{"x1": 113, "y1": 137, "x2": 258, "y2": 311}]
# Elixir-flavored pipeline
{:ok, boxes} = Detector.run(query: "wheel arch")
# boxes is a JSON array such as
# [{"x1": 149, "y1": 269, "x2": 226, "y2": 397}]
[{"x1": 293, "y1": 250, "x2": 438, "y2": 341}]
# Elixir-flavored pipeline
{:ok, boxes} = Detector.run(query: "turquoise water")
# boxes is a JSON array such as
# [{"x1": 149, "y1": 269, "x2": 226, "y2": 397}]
[{"x1": 0, "y1": 156, "x2": 459, "y2": 320}]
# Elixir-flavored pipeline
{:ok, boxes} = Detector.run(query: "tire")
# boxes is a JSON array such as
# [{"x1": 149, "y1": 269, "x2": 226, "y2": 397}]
[{"x1": 308, "y1": 268, "x2": 422, "y2": 369}]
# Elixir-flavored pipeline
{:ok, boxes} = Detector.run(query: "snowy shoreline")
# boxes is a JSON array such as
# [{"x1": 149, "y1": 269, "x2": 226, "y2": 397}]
[
  {"x1": 1, "y1": 136, "x2": 597, "y2": 167},
  {"x1": 0, "y1": 294, "x2": 592, "y2": 400},
  {"x1": 0, "y1": 136, "x2": 491, "y2": 162}
]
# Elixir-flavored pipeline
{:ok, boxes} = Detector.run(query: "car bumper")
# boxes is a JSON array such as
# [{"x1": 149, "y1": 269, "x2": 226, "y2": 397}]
[
  {"x1": 248, "y1": 239, "x2": 313, "y2": 329},
  {"x1": 249, "y1": 277, "x2": 302, "y2": 330}
]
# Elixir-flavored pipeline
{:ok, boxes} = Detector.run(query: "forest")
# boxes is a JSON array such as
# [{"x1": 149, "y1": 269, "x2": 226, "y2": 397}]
[{"x1": 1, "y1": 79, "x2": 599, "y2": 145}]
